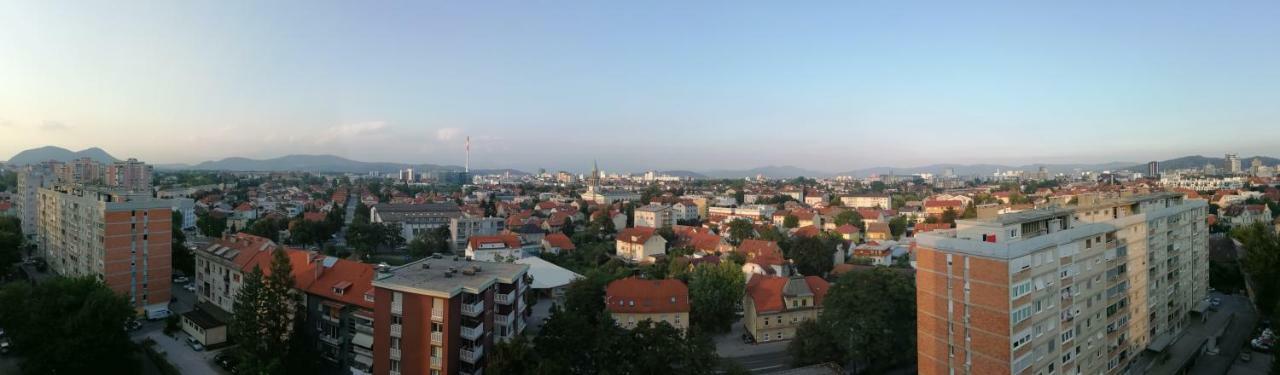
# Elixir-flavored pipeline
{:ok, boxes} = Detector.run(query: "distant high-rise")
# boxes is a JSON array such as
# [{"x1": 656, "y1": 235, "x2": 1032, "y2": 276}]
[
  {"x1": 105, "y1": 158, "x2": 153, "y2": 191},
  {"x1": 943, "y1": 167, "x2": 955, "y2": 178},
  {"x1": 1226, "y1": 153, "x2": 1241, "y2": 173},
  {"x1": 399, "y1": 168, "x2": 415, "y2": 183},
  {"x1": 1147, "y1": 161, "x2": 1160, "y2": 178}
]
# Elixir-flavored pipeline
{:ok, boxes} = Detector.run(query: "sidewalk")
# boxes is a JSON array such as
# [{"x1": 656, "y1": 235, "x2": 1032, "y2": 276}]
[
  {"x1": 142, "y1": 331, "x2": 221, "y2": 375},
  {"x1": 714, "y1": 317, "x2": 789, "y2": 358}
]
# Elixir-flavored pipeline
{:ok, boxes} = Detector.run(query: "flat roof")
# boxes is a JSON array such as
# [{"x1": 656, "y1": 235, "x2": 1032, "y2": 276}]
[{"x1": 373, "y1": 255, "x2": 527, "y2": 298}]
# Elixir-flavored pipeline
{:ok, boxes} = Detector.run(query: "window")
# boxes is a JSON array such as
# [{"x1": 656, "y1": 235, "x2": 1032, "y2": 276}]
[
  {"x1": 1011, "y1": 281, "x2": 1033, "y2": 299},
  {"x1": 1012, "y1": 329, "x2": 1032, "y2": 349},
  {"x1": 1012, "y1": 304, "x2": 1033, "y2": 324}
]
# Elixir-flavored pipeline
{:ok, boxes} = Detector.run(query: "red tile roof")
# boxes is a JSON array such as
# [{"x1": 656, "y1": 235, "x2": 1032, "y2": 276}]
[
  {"x1": 468, "y1": 234, "x2": 522, "y2": 250},
  {"x1": 605, "y1": 277, "x2": 689, "y2": 314},
  {"x1": 923, "y1": 200, "x2": 963, "y2": 208},
  {"x1": 835, "y1": 224, "x2": 861, "y2": 234},
  {"x1": 745, "y1": 276, "x2": 829, "y2": 314},
  {"x1": 793, "y1": 225, "x2": 820, "y2": 238},
  {"x1": 617, "y1": 227, "x2": 658, "y2": 245},
  {"x1": 867, "y1": 222, "x2": 891, "y2": 234},
  {"x1": 303, "y1": 211, "x2": 326, "y2": 222},
  {"x1": 913, "y1": 223, "x2": 952, "y2": 233},
  {"x1": 543, "y1": 232, "x2": 576, "y2": 251}
]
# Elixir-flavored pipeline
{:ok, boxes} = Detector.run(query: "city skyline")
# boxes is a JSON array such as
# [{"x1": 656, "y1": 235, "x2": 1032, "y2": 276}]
[{"x1": 4, "y1": 1, "x2": 1280, "y2": 171}]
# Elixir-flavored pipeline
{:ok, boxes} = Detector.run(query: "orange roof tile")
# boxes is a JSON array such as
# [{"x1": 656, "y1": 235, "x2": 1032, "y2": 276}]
[{"x1": 605, "y1": 277, "x2": 689, "y2": 314}]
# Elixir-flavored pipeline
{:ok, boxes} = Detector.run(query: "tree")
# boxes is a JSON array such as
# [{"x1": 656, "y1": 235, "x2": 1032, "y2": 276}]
[
  {"x1": 487, "y1": 334, "x2": 539, "y2": 374},
  {"x1": 408, "y1": 226, "x2": 451, "y2": 257},
  {"x1": 833, "y1": 211, "x2": 864, "y2": 230},
  {"x1": 688, "y1": 261, "x2": 746, "y2": 333},
  {"x1": 619, "y1": 321, "x2": 718, "y2": 375},
  {"x1": 0, "y1": 217, "x2": 24, "y2": 278},
  {"x1": 961, "y1": 203, "x2": 977, "y2": 219},
  {"x1": 940, "y1": 207, "x2": 958, "y2": 225},
  {"x1": 822, "y1": 267, "x2": 916, "y2": 371},
  {"x1": 791, "y1": 236, "x2": 835, "y2": 276},
  {"x1": 726, "y1": 219, "x2": 755, "y2": 246},
  {"x1": 783, "y1": 214, "x2": 799, "y2": 229},
  {"x1": 0, "y1": 277, "x2": 140, "y2": 374},
  {"x1": 888, "y1": 216, "x2": 908, "y2": 239},
  {"x1": 788, "y1": 319, "x2": 843, "y2": 367},
  {"x1": 1233, "y1": 223, "x2": 1280, "y2": 316},
  {"x1": 197, "y1": 211, "x2": 228, "y2": 237},
  {"x1": 870, "y1": 181, "x2": 887, "y2": 193},
  {"x1": 230, "y1": 248, "x2": 300, "y2": 374}
]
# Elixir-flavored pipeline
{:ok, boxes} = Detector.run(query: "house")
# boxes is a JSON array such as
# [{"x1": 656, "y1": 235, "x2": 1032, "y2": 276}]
[
  {"x1": 685, "y1": 231, "x2": 731, "y2": 254},
  {"x1": 635, "y1": 204, "x2": 673, "y2": 228},
  {"x1": 543, "y1": 212, "x2": 573, "y2": 233},
  {"x1": 303, "y1": 211, "x2": 327, "y2": 222},
  {"x1": 466, "y1": 234, "x2": 524, "y2": 262},
  {"x1": 834, "y1": 224, "x2": 862, "y2": 242},
  {"x1": 542, "y1": 232, "x2": 576, "y2": 255},
  {"x1": 370, "y1": 203, "x2": 463, "y2": 242},
  {"x1": 792, "y1": 225, "x2": 821, "y2": 238},
  {"x1": 742, "y1": 275, "x2": 829, "y2": 343},
  {"x1": 866, "y1": 222, "x2": 892, "y2": 241},
  {"x1": 856, "y1": 208, "x2": 885, "y2": 224},
  {"x1": 851, "y1": 241, "x2": 895, "y2": 266},
  {"x1": 605, "y1": 277, "x2": 690, "y2": 331},
  {"x1": 616, "y1": 227, "x2": 667, "y2": 263},
  {"x1": 671, "y1": 200, "x2": 701, "y2": 223},
  {"x1": 591, "y1": 209, "x2": 627, "y2": 232},
  {"x1": 1221, "y1": 204, "x2": 1272, "y2": 229},
  {"x1": 923, "y1": 200, "x2": 964, "y2": 217},
  {"x1": 738, "y1": 240, "x2": 787, "y2": 278}
]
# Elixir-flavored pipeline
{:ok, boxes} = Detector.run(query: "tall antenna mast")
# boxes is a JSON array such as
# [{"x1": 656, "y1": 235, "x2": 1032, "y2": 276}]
[{"x1": 465, "y1": 136, "x2": 471, "y2": 173}]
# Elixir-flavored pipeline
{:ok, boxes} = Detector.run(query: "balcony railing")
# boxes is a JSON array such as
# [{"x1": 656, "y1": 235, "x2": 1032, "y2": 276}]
[
  {"x1": 390, "y1": 324, "x2": 402, "y2": 337},
  {"x1": 431, "y1": 356, "x2": 442, "y2": 368},
  {"x1": 390, "y1": 300, "x2": 403, "y2": 315},
  {"x1": 495, "y1": 310, "x2": 514, "y2": 327},
  {"x1": 495, "y1": 290, "x2": 515, "y2": 305},
  {"x1": 461, "y1": 322, "x2": 485, "y2": 341},
  {"x1": 462, "y1": 300, "x2": 484, "y2": 317},
  {"x1": 320, "y1": 334, "x2": 343, "y2": 346},
  {"x1": 460, "y1": 346, "x2": 484, "y2": 364},
  {"x1": 431, "y1": 331, "x2": 443, "y2": 345},
  {"x1": 390, "y1": 348, "x2": 401, "y2": 360},
  {"x1": 431, "y1": 308, "x2": 444, "y2": 321}
]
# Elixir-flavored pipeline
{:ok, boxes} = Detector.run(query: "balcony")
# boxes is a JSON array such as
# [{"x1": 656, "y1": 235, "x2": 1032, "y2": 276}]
[
  {"x1": 462, "y1": 300, "x2": 484, "y2": 317},
  {"x1": 320, "y1": 334, "x2": 344, "y2": 346},
  {"x1": 431, "y1": 356, "x2": 442, "y2": 368},
  {"x1": 390, "y1": 300, "x2": 403, "y2": 315},
  {"x1": 495, "y1": 290, "x2": 515, "y2": 305},
  {"x1": 431, "y1": 308, "x2": 444, "y2": 321},
  {"x1": 462, "y1": 322, "x2": 485, "y2": 341},
  {"x1": 495, "y1": 310, "x2": 515, "y2": 327},
  {"x1": 353, "y1": 345, "x2": 374, "y2": 358},
  {"x1": 431, "y1": 331, "x2": 443, "y2": 345},
  {"x1": 390, "y1": 324, "x2": 402, "y2": 337},
  {"x1": 390, "y1": 348, "x2": 401, "y2": 360},
  {"x1": 460, "y1": 346, "x2": 485, "y2": 364}
]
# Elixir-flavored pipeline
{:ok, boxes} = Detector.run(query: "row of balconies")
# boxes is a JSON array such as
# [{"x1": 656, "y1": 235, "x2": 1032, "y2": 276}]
[{"x1": 460, "y1": 346, "x2": 484, "y2": 364}]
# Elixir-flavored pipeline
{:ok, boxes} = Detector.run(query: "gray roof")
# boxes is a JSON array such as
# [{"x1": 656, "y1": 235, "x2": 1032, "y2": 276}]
[
  {"x1": 372, "y1": 203, "x2": 462, "y2": 223},
  {"x1": 782, "y1": 276, "x2": 814, "y2": 298},
  {"x1": 373, "y1": 255, "x2": 527, "y2": 298}
]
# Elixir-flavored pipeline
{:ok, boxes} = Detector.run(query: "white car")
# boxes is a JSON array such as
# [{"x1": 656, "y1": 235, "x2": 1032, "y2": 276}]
[{"x1": 184, "y1": 284, "x2": 197, "y2": 292}]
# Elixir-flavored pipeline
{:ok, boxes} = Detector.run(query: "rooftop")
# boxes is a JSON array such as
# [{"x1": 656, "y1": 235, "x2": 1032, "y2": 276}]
[{"x1": 373, "y1": 255, "x2": 527, "y2": 298}]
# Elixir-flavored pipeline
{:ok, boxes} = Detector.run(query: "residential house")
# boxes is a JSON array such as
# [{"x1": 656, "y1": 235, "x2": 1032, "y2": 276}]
[
  {"x1": 605, "y1": 277, "x2": 690, "y2": 331},
  {"x1": 834, "y1": 224, "x2": 862, "y2": 242},
  {"x1": 541, "y1": 232, "x2": 576, "y2": 255},
  {"x1": 742, "y1": 275, "x2": 829, "y2": 343},
  {"x1": 840, "y1": 194, "x2": 891, "y2": 209},
  {"x1": 866, "y1": 222, "x2": 892, "y2": 241},
  {"x1": 465, "y1": 234, "x2": 524, "y2": 262},
  {"x1": 635, "y1": 204, "x2": 673, "y2": 228},
  {"x1": 616, "y1": 227, "x2": 667, "y2": 263},
  {"x1": 1221, "y1": 204, "x2": 1272, "y2": 229}
]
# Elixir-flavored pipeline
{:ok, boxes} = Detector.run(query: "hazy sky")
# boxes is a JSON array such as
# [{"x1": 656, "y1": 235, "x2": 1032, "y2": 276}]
[{"x1": 2, "y1": 1, "x2": 1279, "y2": 172}]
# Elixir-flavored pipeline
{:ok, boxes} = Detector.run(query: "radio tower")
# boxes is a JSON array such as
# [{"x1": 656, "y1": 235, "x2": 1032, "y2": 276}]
[{"x1": 465, "y1": 136, "x2": 470, "y2": 173}]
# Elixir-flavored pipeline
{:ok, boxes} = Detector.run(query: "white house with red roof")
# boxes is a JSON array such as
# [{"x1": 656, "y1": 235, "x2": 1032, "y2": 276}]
[
  {"x1": 616, "y1": 227, "x2": 666, "y2": 263},
  {"x1": 466, "y1": 234, "x2": 525, "y2": 262}
]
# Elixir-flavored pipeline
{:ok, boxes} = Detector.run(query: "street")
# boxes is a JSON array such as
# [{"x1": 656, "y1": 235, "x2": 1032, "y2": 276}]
[{"x1": 714, "y1": 317, "x2": 794, "y2": 374}]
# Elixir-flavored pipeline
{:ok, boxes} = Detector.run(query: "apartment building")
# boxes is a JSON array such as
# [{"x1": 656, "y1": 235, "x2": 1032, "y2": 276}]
[
  {"x1": 634, "y1": 203, "x2": 673, "y2": 228},
  {"x1": 372, "y1": 255, "x2": 530, "y2": 375},
  {"x1": 742, "y1": 275, "x2": 829, "y2": 343},
  {"x1": 371, "y1": 203, "x2": 463, "y2": 242},
  {"x1": 915, "y1": 192, "x2": 1208, "y2": 375},
  {"x1": 105, "y1": 158, "x2": 153, "y2": 191},
  {"x1": 14, "y1": 165, "x2": 55, "y2": 236},
  {"x1": 36, "y1": 184, "x2": 173, "y2": 310},
  {"x1": 449, "y1": 215, "x2": 504, "y2": 251},
  {"x1": 841, "y1": 194, "x2": 892, "y2": 209}
]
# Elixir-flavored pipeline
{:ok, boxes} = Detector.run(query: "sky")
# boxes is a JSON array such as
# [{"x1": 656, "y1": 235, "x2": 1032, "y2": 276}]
[{"x1": 2, "y1": 1, "x2": 1279, "y2": 173}]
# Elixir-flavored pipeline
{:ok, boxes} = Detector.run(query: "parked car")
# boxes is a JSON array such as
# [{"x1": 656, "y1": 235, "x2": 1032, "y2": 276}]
[
  {"x1": 124, "y1": 320, "x2": 143, "y2": 331},
  {"x1": 184, "y1": 283, "x2": 197, "y2": 292},
  {"x1": 216, "y1": 353, "x2": 240, "y2": 372},
  {"x1": 741, "y1": 333, "x2": 754, "y2": 344},
  {"x1": 187, "y1": 337, "x2": 204, "y2": 352},
  {"x1": 146, "y1": 307, "x2": 172, "y2": 321},
  {"x1": 173, "y1": 276, "x2": 189, "y2": 284}
]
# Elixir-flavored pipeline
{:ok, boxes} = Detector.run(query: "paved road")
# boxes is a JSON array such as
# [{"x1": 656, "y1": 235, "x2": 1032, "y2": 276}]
[{"x1": 729, "y1": 351, "x2": 793, "y2": 374}]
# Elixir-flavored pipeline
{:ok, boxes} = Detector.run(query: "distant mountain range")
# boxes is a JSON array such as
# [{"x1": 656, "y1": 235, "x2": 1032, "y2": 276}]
[
  {"x1": 1123, "y1": 155, "x2": 1280, "y2": 172},
  {"x1": 5, "y1": 146, "x2": 119, "y2": 165},
  {"x1": 175, "y1": 154, "x2": 528, "y2": 175},
  {"x1": 702, "y1": 165, "x2": 832, "y2": 179}
]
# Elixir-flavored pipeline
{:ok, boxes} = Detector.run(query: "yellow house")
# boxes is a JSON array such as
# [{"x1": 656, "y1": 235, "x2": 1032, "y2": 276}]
[
  {"x1": 743, "y1": 275, "x2": 828, "y2": 343},
  {"x1": 605, "y1": 277, "x2": 689, "y2": 331},
  {"x1": 616, "y1": 227, "x2": 667, "y2": 263}
]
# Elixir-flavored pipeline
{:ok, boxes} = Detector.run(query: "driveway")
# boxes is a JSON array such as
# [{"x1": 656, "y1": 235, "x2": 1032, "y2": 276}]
[{"x1": 141, "y1": 331, "x2": 221, "y2": 375}]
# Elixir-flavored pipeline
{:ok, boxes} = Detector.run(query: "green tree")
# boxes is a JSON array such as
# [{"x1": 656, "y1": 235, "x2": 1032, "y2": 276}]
[
  {"x1": 788, "y1": 319, "x2": 844, "y2": 367},
  {"x1": 0, "y1": 277, "x2": 140, "y2": 374},
  {"x1": 783, "y1": 214, "x2": 799, "y2": 229},
  {"x1": 888, "y1": 215, "x2": 908, "y2": 239},
  {"x1": 408, "y1": 226, "x2": 452, "y2": 257},
  {"x1": 823, "y1": 267, "x2": 916, "y2": 371},
  {"x1": 833, "y1": 211, "x2": 865, "y2": 230},
  {"x1": 262, "y1": 248, "x2": 298, "y2": 355},
  {"x1": 726, "y1": 219, "x2": 755, "y2": 246},
  {"x1": 230, "y1": 266, "x2": 274, "y2": 373},
  {"x1": 790, "y1": 236, "x2": 835, "y2": 276},
  {"x1": 940, "y1": 207, "x2": 959, "y2": 225},
  {"x1": 1233, "y1": 223, "x2": 1280, "y2": 316},
  {"x1": 619, "y1": 321, "x2": 718, "y2": 375},
  {"x1": 197, "y1": 211, "x2": 228, "y2": 237},
  {"x1": 487, "y1": 334, "x2": 539, "y2": 374},
  {"x1": 0, "y1": 217, "x2": 24, "y2": 277},
  {"x1": 688, "y1": 261, "x2": 746, "y2": 333},
  {"x1": 870, "y1": 181, "x2": 887, "y2": 193}
]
